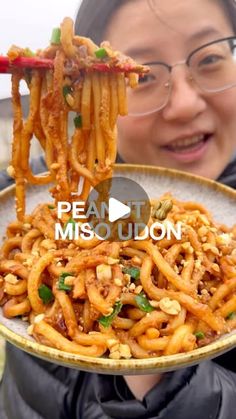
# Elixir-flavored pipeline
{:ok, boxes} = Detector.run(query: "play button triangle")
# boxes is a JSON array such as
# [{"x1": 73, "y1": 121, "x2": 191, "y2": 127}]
[{"x1": 108, "y1": 197, "x2": 131, "y2": 222}]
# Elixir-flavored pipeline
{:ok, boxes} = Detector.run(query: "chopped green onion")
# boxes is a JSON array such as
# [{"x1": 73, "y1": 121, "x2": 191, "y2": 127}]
[
  {"x1": 50, "y1": 27, "x2": 61, "y2": 45},
  {"x1": 63, "y1": 85, "x2": 73, "y2": 98},
  {"x1": 95, "y1": 47, "x2": 108, "y2": 59},
  {"x1": 194, "y1": 331, "x2": 205, "y2": 340},
  {"x1": 98, "y1": 301, "x2": 122, "y2": 328},
  {"x1": 38, "y1": 284, "x2": 54, "y2": 304},
  {"x1": 226, "y1": 312, "x2": 236, "y2": 320},
  {"x1": 122, "y1": 266, "x2": 140, "y2": 281},
  {"x1": 135, "y1": 294, "x2": 154, "y2": 313},
  {"x1": 48, "y1": 205, "x2": 55, "y2": 209},
  {"x1": 58, "y1": 272, "x2": 74, "y2": 292},
  {"x1": 64, "y1": 217, "x2": 76, "y2": 232},
  {"x1": 24, "y1": 48, "x2": 35, "y2": 57},
  {"x1": 74, "y1": 114, "x2": 83, "y2": 128}
]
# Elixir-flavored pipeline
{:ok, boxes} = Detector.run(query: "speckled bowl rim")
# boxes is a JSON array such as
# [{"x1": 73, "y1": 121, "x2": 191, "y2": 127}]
[{"x1": 0, "y1": 163, "x2": 236, "y2": 375}]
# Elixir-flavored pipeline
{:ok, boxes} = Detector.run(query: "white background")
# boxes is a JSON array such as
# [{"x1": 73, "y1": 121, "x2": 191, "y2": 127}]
[{"x1": 0, "y1": 0, "x2": 81, "y2": 99}]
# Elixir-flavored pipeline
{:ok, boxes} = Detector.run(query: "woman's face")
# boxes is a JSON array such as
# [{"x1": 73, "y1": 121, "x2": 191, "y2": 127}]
[{"x1": 105, "y1": 0, "x2": 236, "y2": 179}]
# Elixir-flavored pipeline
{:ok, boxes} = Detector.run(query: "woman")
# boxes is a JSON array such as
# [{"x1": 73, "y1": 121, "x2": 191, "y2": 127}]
[{"x1": 1, "y1": 0, "x2": 236, "y2": 417}]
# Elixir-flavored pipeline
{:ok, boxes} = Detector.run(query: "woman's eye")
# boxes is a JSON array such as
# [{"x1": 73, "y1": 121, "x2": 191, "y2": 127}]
[
  {"x1": 198, "y1": 54, "x2": 223, "y2": 67},
  {"x1": 138, "y1": 74, "x2": 156, "y2": 84}
]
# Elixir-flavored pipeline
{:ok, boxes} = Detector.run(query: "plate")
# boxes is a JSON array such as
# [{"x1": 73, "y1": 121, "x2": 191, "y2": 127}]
[{"x1": 0, "y1": 164, "x2": 236, "y2": 375}]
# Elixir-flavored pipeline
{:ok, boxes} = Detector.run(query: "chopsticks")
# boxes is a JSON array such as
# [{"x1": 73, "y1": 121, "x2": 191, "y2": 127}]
[
  {"x1": 0, "y1": 56, "x2": 53, "y2": 73},
  {"x1": 0, "y1": 56, "x2": 146, "y2": 74}
]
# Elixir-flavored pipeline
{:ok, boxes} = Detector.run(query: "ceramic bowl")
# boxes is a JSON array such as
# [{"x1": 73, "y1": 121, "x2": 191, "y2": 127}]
[{"x1": 0, "y1": 164, "x2": 236, "y2": 374}]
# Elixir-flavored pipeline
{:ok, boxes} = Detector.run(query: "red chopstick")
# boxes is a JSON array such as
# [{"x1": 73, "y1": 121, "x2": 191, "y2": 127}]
[
  {"x1": 0, "y1": 56, "x2": 145, "y2": 74},
  {"x1": 0, "y1": 56, "x2": 53, "y2": 73}
]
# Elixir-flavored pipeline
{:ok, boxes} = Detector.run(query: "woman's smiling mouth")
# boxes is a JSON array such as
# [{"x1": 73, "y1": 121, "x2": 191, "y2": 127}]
[{"x1": 161, "y1": 133, "x2": 213, "y2": 162}]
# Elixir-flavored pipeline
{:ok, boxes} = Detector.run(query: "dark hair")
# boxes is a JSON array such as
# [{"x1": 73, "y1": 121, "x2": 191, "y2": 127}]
[
  {"x1": 75, "y1": 0, "x2": 124, "y2": 43},
  {"x1": 75, "y1": 0, "x2": 236, "y2": 44}
]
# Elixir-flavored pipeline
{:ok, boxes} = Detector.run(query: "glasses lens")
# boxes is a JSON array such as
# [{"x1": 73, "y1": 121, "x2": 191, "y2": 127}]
[
  {"x1": 126, "y1": 63, "x2": 170, "y2": 116},
  {"x1": 189, "y1": 38, "x2": 236, "y2": 92}
]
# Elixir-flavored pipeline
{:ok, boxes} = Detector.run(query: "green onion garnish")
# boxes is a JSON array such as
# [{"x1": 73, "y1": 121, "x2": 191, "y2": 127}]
[
  {"x1": 122, "y1": 266, "x2": 140, "y2": 281},
  {"x1": 98, "y1": 301, "x2": 122, "y2": 328},
  {"x1": 38, "y1": 284, "x2": 54, "y2": 304},
  {"x1": 134, "y1": 293, "x2": 154, "y2": 313},
  {"x1": 48, "y1": 205, "x2": 55, "y2": 209},
  {"x1": 63, "y1": 85, "x2": 73, "y2": 98},
  {"x1": 226, "y1": 312, "x2": 236, "y2": 320},
  {"x1": 74, "y1": 114, "x2": 83, "y2": 128},
  {"x1": 95, "y1": 47, "x2": 108, "y2": 59},
  {"x1": 194, "y1": 331, "x2": 205, "y2": 340},
  {"x1": 50, "y1": 28, "x2": 61, "y2": 45},
  {"x1": 58, "y1": 272, "x2": 74, "y2": 292}
]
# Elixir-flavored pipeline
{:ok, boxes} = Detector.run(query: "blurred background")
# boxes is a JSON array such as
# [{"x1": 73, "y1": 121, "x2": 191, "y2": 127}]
[{"x1": 0, "y1": 0, "x2": 81, "y2": 170}]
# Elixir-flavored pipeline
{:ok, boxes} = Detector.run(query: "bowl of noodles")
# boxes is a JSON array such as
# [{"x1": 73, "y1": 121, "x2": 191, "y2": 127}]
[
  {"x1": 1, "y1": 165, "x2": 236, "y2": 374},
  {"x1": 0, "y1": 17, "x2": 236, "y2": 374}
]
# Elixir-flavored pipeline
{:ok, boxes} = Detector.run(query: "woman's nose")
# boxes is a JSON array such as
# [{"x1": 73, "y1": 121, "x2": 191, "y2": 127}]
[{"x1": 161, "y1": 66, "x2": 207, "y2": 122}]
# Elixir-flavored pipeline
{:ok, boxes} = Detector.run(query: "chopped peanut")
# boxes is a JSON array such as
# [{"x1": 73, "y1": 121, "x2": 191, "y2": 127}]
[
  {"x1": 159, "y1": 297, "x2": 181, "y2": 315},
  {"x1": 109, "y1": 350, "x2": 121, "y2": 359},
  {"x1": 212, "y1": 263, "x2": 220, "y2": 273},
  {"x1": 96, "y1": 264, "x2": 112, "y2": 281},
  {"x1": 23, "y1": 258, "x2": 33, "y2": 268},
  {"x1": 217, "y1": 233, "x2": 231, "y2": 245},
  {"x1": 4, "y1": 273, "x2": 18, "y2": 284},
  {"x1": 202, "y1": 244, "x2": 219, "y2": 255},
  {"x1": 182, "y1": 242, "x2": 194, "y2": 253},
  {"x1": 56, "y1": 261, "x2": 62, "y2": 267},
  {"x1": 134, "y1": 285, "x2": 143, "y2": 295},
  {"x1": 107, "y1": 339, "x2": 119, "y2": 348},
  {"x1": 105, "y1": 307, "x2": 114, "y2": 316},
  {"x1": 34, "y1": 314, "x2": 45, "y2": 324},
  {"x1": 64, "y1": 276, "x2": 75, "y2": 286},
  {"x1": 114, "y1": 277, "x2": 123, "y2": 287},
  {"x1": 198, "y1": 226, "x2": 209, "y2": 237},
  {"x1": 6, "y1": 165, "x2": 15, "y2": 178},
  {"x1": 109, "y1": 343, "x2": 131, "y2": 359},
  {"x1": 123, "y1": 274, "x2": 131, "y2": 284},
  {"x1": 31, "y1": 250, "x2": 39, "y2": 257},
  {"x1": 195, "y1": 259, "x2": 201, "y2": 269},
  {"x1": 129, "y1": 283, "x2": 136, "y2": 292},
  {"x1": 23, "y1": 223, "x2": 31, "y2": 230},
  {"x1": 110, "y1": 343, "x2": 120, "y2": 353},
  {"x1": 119, "y1": 344, "x2": 132, "y2": 359},
  {"x1": 107, "y1": 257, "x2": 120, "y2": 265},
  {"x1": 131, "y1": 256, "x2": 142, "y2": 266},
  {"x1": 149, "y1": 300, "x2": 159, "y2": 308}
]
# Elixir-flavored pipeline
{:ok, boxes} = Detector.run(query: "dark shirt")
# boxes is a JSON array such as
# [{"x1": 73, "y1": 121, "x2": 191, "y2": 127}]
[{"x1": 1, "y1": 156, "x2": 236, "y2": 419}]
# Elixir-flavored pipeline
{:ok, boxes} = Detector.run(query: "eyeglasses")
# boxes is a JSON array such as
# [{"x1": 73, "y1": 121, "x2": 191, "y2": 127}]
[{"x1": 127, "y1": 37, "x2": 236, "y2": 116}]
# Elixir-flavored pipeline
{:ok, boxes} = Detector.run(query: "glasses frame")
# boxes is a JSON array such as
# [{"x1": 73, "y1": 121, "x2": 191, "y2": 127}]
[{"x1": 129, "y1": 36, "x2": 236, "y2": 117}]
